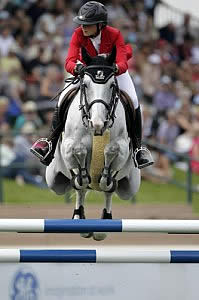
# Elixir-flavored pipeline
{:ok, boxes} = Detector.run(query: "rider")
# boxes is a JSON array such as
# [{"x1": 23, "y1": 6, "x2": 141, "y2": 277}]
[{"x1": 31, "y1": 1, "x2": 154, "y2": 169}]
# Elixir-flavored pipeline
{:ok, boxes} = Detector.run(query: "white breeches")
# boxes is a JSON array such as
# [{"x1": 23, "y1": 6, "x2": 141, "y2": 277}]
[
  {"x1": 117, "y1": 71, "x2": 139, "y2": 109},
  {"x1": 58, "y1": 71, "x2": 139, "y2": 109}
]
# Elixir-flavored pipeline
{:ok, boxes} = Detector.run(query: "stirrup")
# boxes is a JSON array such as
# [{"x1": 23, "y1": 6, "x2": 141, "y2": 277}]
[
  {"x1": 133, "y1": 146, "x2": 154, "y2": 169},
  {"x1": 30, "y1": 138, "x2": 52, "y2": 160}
]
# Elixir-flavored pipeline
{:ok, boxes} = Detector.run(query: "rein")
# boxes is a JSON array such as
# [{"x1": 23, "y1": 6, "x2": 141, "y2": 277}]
[
  {"x1": 50, "y1": 76, "x2": 80, "y2": 102},
  {"x1": 79, "y1": 66, "x2": 120, "y2": 129}
]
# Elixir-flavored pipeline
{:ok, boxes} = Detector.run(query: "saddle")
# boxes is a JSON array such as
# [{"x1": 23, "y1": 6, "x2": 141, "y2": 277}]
[{"x1": 59, "y1": 87, "x2": 80, "y2": 124}]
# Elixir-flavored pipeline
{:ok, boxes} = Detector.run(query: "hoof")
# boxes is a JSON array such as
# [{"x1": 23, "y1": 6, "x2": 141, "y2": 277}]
[
  {"x1": 101, "y1": 208, "x2": 112, "y2": 219},
  {"x1": 72, "y1": 205, "x2": 85, "y2": 219},
  {"x1": 93, "y1": 232, "x2": 107, "y2": 241},
  {"x1": 80, "y1": 232, "x2": 93, "y2": 239}
]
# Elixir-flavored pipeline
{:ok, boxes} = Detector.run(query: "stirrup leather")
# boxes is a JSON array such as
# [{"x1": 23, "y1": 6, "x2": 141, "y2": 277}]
[
  {"x1": 30, "y1": 138, "x2": 52, "y2": 160},
  {"x1": 133, "y1": 146, "x2": 153, "y2": 169}
]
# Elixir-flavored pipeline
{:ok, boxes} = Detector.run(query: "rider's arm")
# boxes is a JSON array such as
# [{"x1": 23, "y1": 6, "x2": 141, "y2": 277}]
[
  {"x1": 114, "y1": 31, "x2": 131, "y2": 75},
  {"x1": 65, "y1": 30, "x2": 81, "y2": 75}
]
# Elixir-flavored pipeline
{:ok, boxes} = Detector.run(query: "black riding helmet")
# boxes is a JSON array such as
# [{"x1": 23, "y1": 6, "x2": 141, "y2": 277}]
[{"x1": 73, "y1": 1, "x2": 108, "y2": 25}]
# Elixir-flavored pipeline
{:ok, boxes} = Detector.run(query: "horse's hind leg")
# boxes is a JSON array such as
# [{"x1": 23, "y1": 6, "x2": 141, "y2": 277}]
[
  {"x1": 116, "y1": 168, "x2": 140, "y2": 200},
  {"x1": 72, "y1": 189, "x2": 93, "y2": 239},
  {"x1": 93, "y1": 192, "x2": 113, "y2": 241}
]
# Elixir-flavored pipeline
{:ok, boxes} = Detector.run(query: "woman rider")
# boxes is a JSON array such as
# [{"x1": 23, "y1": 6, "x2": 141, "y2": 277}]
[{"x1": 31, "y1": 1, "x2": 154, "y2": 169}]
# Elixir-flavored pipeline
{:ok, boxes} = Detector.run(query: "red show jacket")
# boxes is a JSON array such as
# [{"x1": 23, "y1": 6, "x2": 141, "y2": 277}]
[{"x1": 65, "y1": 26, "x2": 133, "y2": 76}]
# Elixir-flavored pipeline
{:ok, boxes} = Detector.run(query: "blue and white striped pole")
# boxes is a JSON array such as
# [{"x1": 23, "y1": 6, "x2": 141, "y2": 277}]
[
  {"x1": 0, "y1": 219, "x2": 199, "y2": 233},
  {"x1": 0, "y1": 249, "x2": 199, "y2": 263}
]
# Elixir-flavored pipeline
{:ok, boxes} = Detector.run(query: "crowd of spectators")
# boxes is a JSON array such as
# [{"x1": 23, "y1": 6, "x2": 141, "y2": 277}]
[{"x1": 0, "y1": 0, "x2": 199, "y2": 186}]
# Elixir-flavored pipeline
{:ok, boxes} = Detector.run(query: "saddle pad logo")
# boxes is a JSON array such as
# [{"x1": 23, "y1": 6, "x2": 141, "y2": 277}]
[
  {"x1": 10, "y1": 268, "x2": 39, "y2": 300},
  {"x1": 96, "y1": 70, "x2": 105, "y2": 80}
]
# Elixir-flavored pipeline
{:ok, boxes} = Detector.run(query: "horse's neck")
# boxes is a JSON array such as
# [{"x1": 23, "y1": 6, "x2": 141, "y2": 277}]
[
  {"x1": 63, "y1": 92, "x2": 127, "y2": 139},
  {"x1": 63, "y1": 93, "x2": 86, "y2": 139},
  {"x1": 65, "y1": 93, "x2": 81, "y2": 124}
]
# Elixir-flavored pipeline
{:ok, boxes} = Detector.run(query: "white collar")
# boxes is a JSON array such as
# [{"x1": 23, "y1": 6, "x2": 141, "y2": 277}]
[
  {"x1": 90, "y1": 32, "x2": 101, "y2": 52},
  {"x1": 90, "y1": 31, "x2": 101, "y2": 41}
]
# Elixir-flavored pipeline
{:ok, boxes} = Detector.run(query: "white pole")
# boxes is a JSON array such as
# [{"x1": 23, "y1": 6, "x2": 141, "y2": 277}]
[
  {"x1": 0, "y1": 219, "x2": 44, "y2": 232},
  {"x1": 122, "y1": 219, "x2": 199, "y2": 233}
]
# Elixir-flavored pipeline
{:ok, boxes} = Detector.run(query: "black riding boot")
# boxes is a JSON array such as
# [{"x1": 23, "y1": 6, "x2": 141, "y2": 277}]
[
  {"x1": 30, "y1": 105, "x2": 63, "y2": 166},
  {"x1": 132, "y1": 106, "x2": 154, "y2": 169}
]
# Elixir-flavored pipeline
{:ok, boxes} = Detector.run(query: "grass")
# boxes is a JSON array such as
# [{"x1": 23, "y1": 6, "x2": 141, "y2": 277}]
[{"x1": 1, "y1": 168, "x2": 199, "y2": 213}]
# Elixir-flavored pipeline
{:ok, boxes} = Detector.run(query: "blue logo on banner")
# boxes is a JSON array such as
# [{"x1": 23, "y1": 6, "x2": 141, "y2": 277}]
[{"x1": 11, "y1": 268, "x2": 39, "y2": 300}]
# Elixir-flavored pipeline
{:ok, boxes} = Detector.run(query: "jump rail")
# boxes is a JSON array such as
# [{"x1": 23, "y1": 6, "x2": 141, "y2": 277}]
[
  {"x1": 0, "y1": 249, "x2": 199, "y2": 263},
  {"x1": 0, "y1": 219, "x2": 199, "y2": 233}
]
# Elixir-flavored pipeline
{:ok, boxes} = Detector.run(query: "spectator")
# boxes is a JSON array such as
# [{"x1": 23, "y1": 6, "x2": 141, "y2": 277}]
[
  {"x1": 38, "y1": 109, "x2": 54, "y2": 137},
  {"x1": 13, "y1": 101, "x2": 43, "y2": 136},
  {"x1": 26, "y1": 0, "x2": 48, "y2": 26},
  {"x1": 0, "y1": 25, "x2": 16, "y2": 57},
  {"x1": 144, "y1": 0, "x2": 160, "y2": 20},
  {"x1": 0, "y1": 136, "x2": 15, "y2": 168},
  {"x1": 141, "y1": 53, "x2": 162, "y2": 104},
  {"x1": 176, "y1": 99, "x2": 193, "y2": 135},
  {"x1": 154, "y1": 110, "x2": 180, "y2": 180},
  {"x1": 36, "y1": 64, "x2": 62, "y2": 111},
  {"x1": 157, "y1": 110, "x2": 180, "y2": 149},
  {"x1": 159, "y1": 22, "x2": 176, "y2": 44},
  {"x1": 0, "y1": 134, "x2": 46, "y2": 187},
  {"x1": 176, "y1": 14, "x2": 195, "y2": 45},
  {"x1": 13, "y1": 122, "x2": 46, "y2": 185},
  {"x1": 153, "y1": 75, "x2": 177, "y2": 117},
  {"x1": 0, "y1": 44, "x2": 23, "y2": 84},
  {"x1": 27, "y1": 46, "x2": 49, "y2": 74},
  {"x1": 55, "y1": 4, "x2": 76, "y2": 47},
  {"x1": 142, "y1": 104, "x2": 155, "y2": 139},
  {"x1": 177, "y1": 34, "x2": 194, "y2": 63},
  {"x1": 106, "y1": 0, "x2": 130, "y2": 23},
  {"x1": 0, "y1": 95, "x2": 11, "y2": 135},
  {"x1": 0, "y1": 10, "x2": 10, "y2": 27},
  {"x1": 189, "y1": 122, "x2": 199, "y2": 174},
  {"x1": 25, "y1": 66, "x2": 42, "y2": 101}
]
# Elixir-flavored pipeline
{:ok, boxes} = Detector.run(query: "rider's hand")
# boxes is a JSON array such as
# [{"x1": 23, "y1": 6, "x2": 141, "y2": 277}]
[
  {"x1": 75, "y1": 64, "x2": 85, "y2": 75},
  {"x1": 113, "y1": 63, "x2": 119, "y2": 74}
]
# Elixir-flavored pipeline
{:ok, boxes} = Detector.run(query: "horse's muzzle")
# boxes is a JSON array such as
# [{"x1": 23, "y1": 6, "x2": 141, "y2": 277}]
[{"x1": 88, "y1": 120, "x2": 107, "y2": 136}]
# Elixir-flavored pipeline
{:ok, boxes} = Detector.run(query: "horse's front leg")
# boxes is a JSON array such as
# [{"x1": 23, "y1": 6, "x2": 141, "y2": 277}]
[
  {"x1": 93, "y1": 192, "x2": 113, "y2": 241},
  {"x1": 99, "y1": 143, "x2": 120, "y2": 193},
  {"x1": 72, "y1": 189, "x2": 87, "y2": 219},
  {"x1": 71, "y1": 143, "x2": 91, "y2": 190},
  {"x1": 72, "y1": 189, "x2": 93, "y2": 239}
]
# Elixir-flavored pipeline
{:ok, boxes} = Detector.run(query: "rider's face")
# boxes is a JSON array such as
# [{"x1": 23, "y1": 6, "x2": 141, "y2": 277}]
[{"x1": 81, "y1": 24, "x2": 97, "y2": 36}]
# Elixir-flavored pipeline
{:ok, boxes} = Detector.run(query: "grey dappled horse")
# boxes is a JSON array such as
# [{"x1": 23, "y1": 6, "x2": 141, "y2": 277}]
[{"x1": 46, "y1": 47, "x2": 140, "y2": 240}]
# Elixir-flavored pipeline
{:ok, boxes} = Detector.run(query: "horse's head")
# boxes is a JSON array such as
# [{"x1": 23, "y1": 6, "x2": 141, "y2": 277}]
[{"x1": 79, "y1": 46, "x2": 119, "y2": 135}]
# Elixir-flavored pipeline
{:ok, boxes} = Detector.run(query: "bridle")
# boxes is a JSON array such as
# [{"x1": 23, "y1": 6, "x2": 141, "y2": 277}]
[{"x1": 78, "y1": 65, "x2": 120, "y2": 131}]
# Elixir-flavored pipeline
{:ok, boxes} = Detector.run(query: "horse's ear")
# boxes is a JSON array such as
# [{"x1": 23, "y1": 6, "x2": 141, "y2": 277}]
[
  {"x1": 107, "y1": 45, "x2": 117, "y2": 65},
  {"x1": 81, "y1": 47, "x2": 92, "y2": 65}
]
